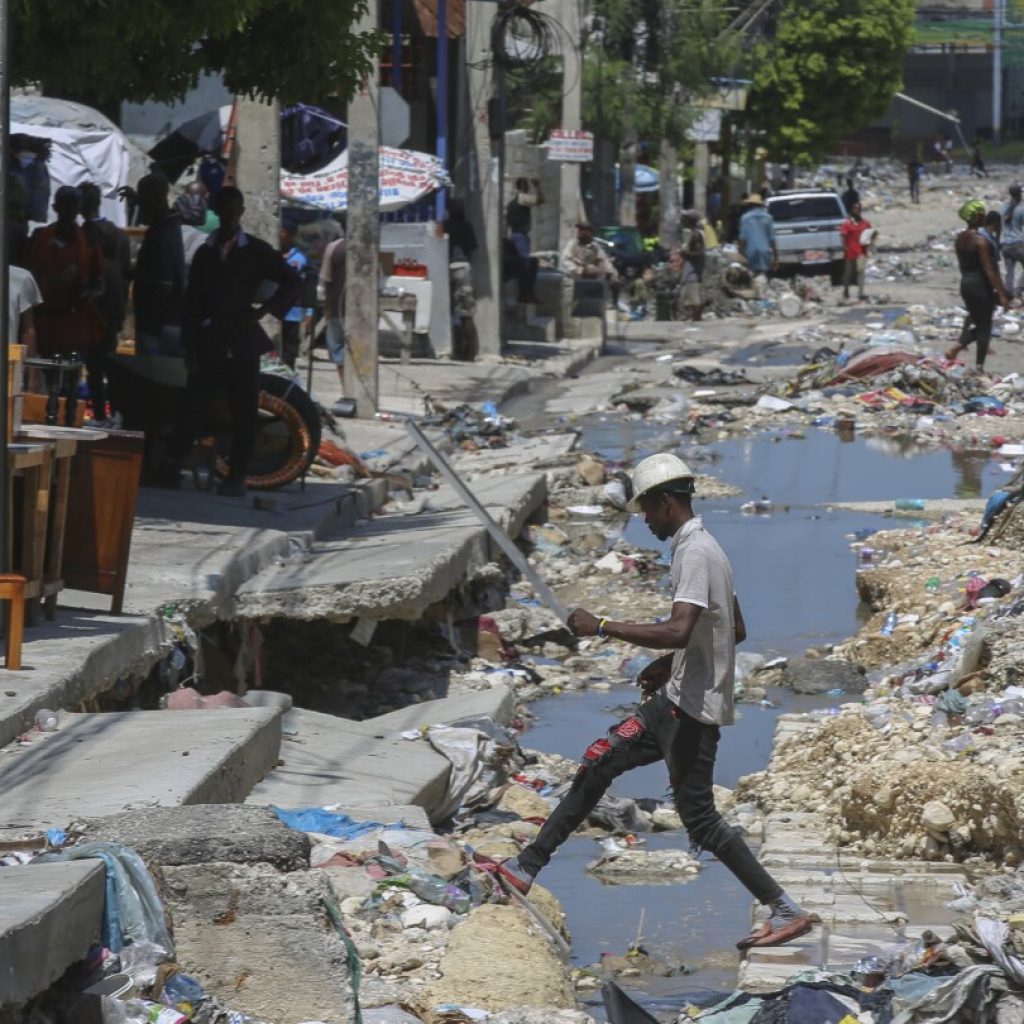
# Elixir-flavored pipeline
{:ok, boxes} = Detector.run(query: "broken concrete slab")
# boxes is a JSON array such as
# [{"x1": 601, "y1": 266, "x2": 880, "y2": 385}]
[
  {"x1": 370, "y1": 685, "x2": 516, "y2": 732},
  {"x1": 75, "y1": 805, "x2": 310, "y2": 871},
  {"x1": 0, "y1": 707, "x2": 283, "y2": 838},
  {"x1": 0, "y1": 861, "x2": 105, "y2": 1007},
  {"x1": 164, "y1": 862, "x2": 354, "y2": 1024},
  {"x1": 246, "y1": 706, "x2": 452, "y2": 818},
  {"x1": 247, "y1": 688, "x2": 516, "y2": 823},
  {"x1": 231, "y1": 474, "x2": 547, "y2": 622}
]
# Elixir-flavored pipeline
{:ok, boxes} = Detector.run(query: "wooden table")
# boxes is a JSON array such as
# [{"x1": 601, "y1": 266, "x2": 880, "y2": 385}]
[{"x1": 14, "y1": 425, "x2": 110, "y2": 618}]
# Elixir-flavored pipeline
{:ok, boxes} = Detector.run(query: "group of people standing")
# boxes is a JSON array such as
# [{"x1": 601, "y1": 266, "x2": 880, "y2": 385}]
[{"x1": 9, "y1": 173, "x2": 316, "y2": 496}]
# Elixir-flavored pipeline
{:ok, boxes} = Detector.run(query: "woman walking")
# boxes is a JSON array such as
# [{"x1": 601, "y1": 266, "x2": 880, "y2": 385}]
[{"x1": 946, "y1": 199, "x2": 1011, "y2": 372}]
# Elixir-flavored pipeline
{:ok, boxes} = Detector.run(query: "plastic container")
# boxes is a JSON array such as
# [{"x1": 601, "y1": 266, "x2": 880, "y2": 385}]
[{"x1": 34, "y1": 709, "x2": 58, "y2": 732}]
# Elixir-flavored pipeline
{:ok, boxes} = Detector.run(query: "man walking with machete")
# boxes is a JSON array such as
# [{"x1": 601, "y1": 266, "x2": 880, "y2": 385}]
[{"x1": 496, "y1": 453, "x2": 815, "y2": 951}]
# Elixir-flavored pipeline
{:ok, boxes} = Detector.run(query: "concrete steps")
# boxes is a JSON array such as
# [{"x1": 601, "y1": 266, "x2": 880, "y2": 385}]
[
  {"x1": 0, "y1": 704, "x2": 285, "y2": 1008},
  {"x1": 230, "y1": 473, "x2": 548, "y2": 622},
  {"x1": 248, "y1": 686, "x2": 516, "y2": 824},
  {"x1": 0, "y1": 861, "x2": 106, "y2": 1007},
  {"x1": 0, "y1": 706, "x2": 285, "y2": 839}
]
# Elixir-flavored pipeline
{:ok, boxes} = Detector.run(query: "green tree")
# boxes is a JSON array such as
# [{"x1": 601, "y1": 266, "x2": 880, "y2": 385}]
[
  {"x1": 745, "y1": 0, "x2": 916, "y2": 162},
  {"x1": 12, "y1": 0, "x2": 378, "y2": 104}
]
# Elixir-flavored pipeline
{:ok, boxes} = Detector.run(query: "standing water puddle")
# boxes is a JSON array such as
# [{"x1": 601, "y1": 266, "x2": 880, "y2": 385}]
[{"x1": 520, "y1": 422, "x2": 1003, "y2": 1016}]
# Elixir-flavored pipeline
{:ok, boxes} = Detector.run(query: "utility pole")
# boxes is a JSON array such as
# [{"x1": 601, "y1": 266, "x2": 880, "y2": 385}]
[
  {"x1": 994, "y1": 0, "x2": 1004, "y2": 145},
  {"x1": 693, "y1": 140, "x2": 710, "y2": 218},
  {"x1": 658, "y1": 140, "x2": 679, "y2": 246},
  {"x1": 557, "y1": 0, "x2": 583, "y2": 253},
  {"x1": 233, "y1": 98, "x2": 281, "y2": 245},
  {"x1": 465, "y1": 0, "x2": 502, "y2": 356},
  {"x1": 345, "y1": 1, "x2": 381, "y2": 415},
  {"x1": 619, "y1": 103, "x2": 637, "y2": 227}
]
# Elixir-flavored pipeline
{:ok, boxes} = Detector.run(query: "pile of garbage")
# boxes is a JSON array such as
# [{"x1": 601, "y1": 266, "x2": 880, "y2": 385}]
[
  {"x1": 421, "y1": 403, "x2": 517, "y2": 451},
  {"x1": 736, "y1": 511, "x2": 1024, "y2": 868}
]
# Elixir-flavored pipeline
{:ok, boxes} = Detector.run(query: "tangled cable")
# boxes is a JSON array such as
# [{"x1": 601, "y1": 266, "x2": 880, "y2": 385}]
[{"x1": 491, "y1": 0, "x2": 577, "y2": 73}]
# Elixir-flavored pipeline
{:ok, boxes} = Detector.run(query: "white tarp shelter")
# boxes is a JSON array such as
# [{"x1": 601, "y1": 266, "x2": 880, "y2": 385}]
[
  {"x1": 280, "y1": 146, "x2": 448, "y2": 213},
  {"x1": 12, "y1": 95, "x2": 147, "y2": 226}
]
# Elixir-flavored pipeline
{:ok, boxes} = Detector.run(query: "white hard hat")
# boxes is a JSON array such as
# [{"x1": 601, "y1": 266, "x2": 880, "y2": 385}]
[{"x1": 626, "y1": 453, "x2": 695, "y2": 512}]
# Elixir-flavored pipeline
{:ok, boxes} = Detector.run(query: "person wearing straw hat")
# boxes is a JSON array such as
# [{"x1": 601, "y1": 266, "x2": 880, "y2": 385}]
[
  {"x1": 738, "y1": 194, "x2": 777, "y2": 296},
  {"x1": 496, "y1": 453, "x2": 815, "y2": 951}
]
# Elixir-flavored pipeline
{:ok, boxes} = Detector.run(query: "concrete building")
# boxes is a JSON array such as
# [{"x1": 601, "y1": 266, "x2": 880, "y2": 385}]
[{"x1": 849, "y1": 1, "x2": 1024, "y2": 154}]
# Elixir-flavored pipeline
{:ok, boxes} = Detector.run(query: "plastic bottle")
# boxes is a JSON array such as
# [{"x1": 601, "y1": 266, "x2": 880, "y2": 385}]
[
  {"x1": 34, "y1": 709, "x2": 58, "y2": 732},
  {"x1": 895, "y1": 498, "x2": 926, "y2": 511},
  {"x1": 880, "y1": 612, "x2": 898, "y2": 636}
]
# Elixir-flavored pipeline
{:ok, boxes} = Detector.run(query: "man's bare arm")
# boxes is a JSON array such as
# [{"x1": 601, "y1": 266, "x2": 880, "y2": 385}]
[{"x1": 568, "y1": 601, "x2": 702, "y2": 648}]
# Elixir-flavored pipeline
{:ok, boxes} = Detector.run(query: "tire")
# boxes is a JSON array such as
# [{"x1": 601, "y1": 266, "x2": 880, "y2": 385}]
[{"x1": 215, "y1": 373, "x2": 322, "y2": 490}]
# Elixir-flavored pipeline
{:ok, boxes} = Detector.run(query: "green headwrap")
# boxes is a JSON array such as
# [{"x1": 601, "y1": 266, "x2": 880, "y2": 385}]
[{"x1": 959, "y1": 198, "x2": 986, "y2": 223}]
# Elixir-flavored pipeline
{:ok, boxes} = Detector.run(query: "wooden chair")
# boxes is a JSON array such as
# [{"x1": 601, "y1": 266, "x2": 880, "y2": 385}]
[{"x1": 0, "y1": 574, "x2": 27, "y2": 670}]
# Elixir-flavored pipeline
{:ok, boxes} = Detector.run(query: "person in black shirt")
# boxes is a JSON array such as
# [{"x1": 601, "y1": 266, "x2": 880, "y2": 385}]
[
  {"x1": 81, "y1": 182, "x2": 130, "y2": 424},
  {"x1": 133, "y1": 173, "x2": 186, "y2": 354},
  {"x1": 446, "y1": 200, "x2": 479, "y2": 361},
  {"x1": 506, "y1": 177, "x2": 543, "y2": 302},
  {"x1": 841, "y1": 176, "x2": 859, "y2": 213},
  {"x1": 165, "y1": 187, "x2": 302, "y2": 496}
]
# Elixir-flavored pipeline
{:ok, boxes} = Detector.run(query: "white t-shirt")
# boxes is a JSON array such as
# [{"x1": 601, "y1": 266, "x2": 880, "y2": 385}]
[
  {"x1": 665, "y1": 516, "x2": 737, "y2": 726},
  {"x1": 8, "y1": 267, "x2": 42, "y2": 344}
]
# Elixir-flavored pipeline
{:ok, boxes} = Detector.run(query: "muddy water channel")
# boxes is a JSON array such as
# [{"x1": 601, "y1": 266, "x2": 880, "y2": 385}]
[{"x1": 519, "y1": 413, "x2": 1005, "y2": 1017}]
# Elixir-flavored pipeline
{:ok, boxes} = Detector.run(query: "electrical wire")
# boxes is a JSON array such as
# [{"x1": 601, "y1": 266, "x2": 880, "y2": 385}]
[{"x1": 490, "y1": 0, "x2": 581, "y2": 95}]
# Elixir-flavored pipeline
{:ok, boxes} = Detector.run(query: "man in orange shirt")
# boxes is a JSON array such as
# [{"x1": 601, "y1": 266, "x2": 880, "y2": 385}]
[{"x1": 840, "y1": 201, "x2": 872, "y2": 303}]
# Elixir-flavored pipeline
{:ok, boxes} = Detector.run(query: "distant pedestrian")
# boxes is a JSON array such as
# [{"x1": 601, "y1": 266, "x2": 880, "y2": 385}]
[
  {"x1": 970, "y1": 138, "x2": 988, "y2": 178},
  {"x1": 737, "y1": 194, "x2": 777, "y2": 292},
  {"x1": 941, "y1": 134, "x2": 955, "y2": 172},
  {"x1": 1002, "y1": 184, "x2": 1024, "y2": 298},
  {"x1": 278, "y1": 218, "x2": 310, "y2": 369},
  {"x1": 946, "y1": 199, "x2": 1011, "y2": 372},
  {"x1": 841, "y1": 176, "x2": 859, "y2": 213},
  {"x1": 680, "y1": 210, "x2": 705, "y2": 321},
  {"x1": 164, "y1": 186, "x2": 303, "y2": 496},
  {"x1": 506, "y1": 177, "x2": 543, "y2": 303},
  {"x1": 317, "y1": 234, "x2": 349, "y2": 412},
  {"x1": 27, "y1": 185, "x2": 106, "y2": 358},
  {"x1": 496, "y1": 453, "x2": 816, "y2": 953},
  {"x1": 907, "y1": 160, "x2": 923, "y2": 204},
  {"x1": 446, "y1": 200, "x2": 480, "y2": 362},
  {"x1": 81, "y1": 182, "x2": 130, "y2": 425},
  {"x1": 840, "y1": 201, "x2": 872, "y2": 303}
]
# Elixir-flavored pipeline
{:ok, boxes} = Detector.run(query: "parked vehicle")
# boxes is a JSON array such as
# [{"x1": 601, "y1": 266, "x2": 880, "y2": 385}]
[{"x1": 765, "y1": 189, "x2": 847, "y2": 284}]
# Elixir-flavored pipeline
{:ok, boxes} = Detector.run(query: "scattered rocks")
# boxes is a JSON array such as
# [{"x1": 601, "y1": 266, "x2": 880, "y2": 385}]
[{"x1": 586, "y1": 848, "x2": 702, "y2": 884}]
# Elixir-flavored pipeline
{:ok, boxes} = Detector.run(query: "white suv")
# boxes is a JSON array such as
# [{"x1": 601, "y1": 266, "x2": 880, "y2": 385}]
[{"x1": 766, "y1": 189, "x2": 847, "y2": 284}]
